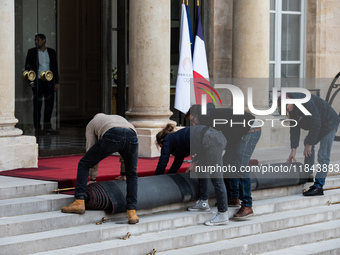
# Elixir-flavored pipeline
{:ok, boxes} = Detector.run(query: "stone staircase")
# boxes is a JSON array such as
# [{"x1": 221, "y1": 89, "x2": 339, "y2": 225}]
[
  {"x1": 0, "y1": 173, "x2": 340, "y2": 254},
  {"x1": 1, "y1": 142, "x2": 340, "y2": 254}
]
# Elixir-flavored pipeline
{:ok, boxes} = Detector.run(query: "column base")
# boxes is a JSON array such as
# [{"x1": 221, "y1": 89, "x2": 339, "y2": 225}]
[
  {"x1": 0, "y1": 136, "x2": 38, "y2": 171},
  {"x1": 136, "y1": 128, "x2": 163, "y2": 157}
]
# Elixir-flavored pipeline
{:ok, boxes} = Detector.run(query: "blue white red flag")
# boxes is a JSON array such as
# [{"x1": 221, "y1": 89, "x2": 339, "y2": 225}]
[
  {"x1": 192, "y1": 4, "x2": 211, "y2": 104},
  {"x1": 174, "y1": 4, "x2": 193, "y2": 114}
]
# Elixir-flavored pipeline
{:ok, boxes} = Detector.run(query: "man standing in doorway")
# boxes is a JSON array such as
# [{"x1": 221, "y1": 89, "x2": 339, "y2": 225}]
[{"x1": 25, "y1": 33, "x2": 60, "y2": 135}]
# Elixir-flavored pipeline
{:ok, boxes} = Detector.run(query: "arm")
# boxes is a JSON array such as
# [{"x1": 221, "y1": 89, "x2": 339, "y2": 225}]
[
  {"x1": 303, "y1": 103, "x2": 322, "y2": 146},
  {"x1": 155, "y1": 141, "x2": 171, "y2": 175},
  {"x1": 288, "y1": 124, "x2": 300, "y2": 163},
  {"x1": 167, "y1": 155, "x2": 185, "y2": 174},
  {"x1": 25, "y1": 49, "x2": 35, "y2": 87}
]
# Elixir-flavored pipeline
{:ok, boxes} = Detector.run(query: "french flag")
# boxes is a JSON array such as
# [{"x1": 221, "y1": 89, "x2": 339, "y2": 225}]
[{"x1": 192, "y1": 3, "x2": 211, "y2": 104}]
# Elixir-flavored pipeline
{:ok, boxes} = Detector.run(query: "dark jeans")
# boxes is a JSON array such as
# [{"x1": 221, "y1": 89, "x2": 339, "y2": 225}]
[
  {"x1": 224, "y1": 129, "x2": 261, "y2": 207},
  {"x1": 75, "y1": 127, "x2": 138, "y2": 210},
  {"x1": 304, "y1": 127, "x2": 338, "y2": 188},
  {"x1": 197, "y1": 128, "x2": 228, "y2": 212},
  {"x1": 32, "y1": 80, "x2": 55, "y2": 130}
]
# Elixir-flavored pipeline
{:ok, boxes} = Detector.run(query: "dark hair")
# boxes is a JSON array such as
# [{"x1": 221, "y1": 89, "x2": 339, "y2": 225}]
[
  {"x1": 36, "y1": 33, "x2": 46, "y2": 41},
  {"x1": 155, "y1": 123, "x2": 176, "y2": 146},
  {"x1": 185, "y1": 104, "x2": 201, "y2": 119}
]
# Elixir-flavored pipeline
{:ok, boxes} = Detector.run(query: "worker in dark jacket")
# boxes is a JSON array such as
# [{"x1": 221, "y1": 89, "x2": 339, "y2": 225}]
[
  {"x1": 187, "y1": 104, "x2": 261, "y2": 219},
  {"x1": 280, "y1": 93, "x2": 340, "y2": 196},
  {"x1": 155, "y1": 124, "x2": 229, "y2": 226}
]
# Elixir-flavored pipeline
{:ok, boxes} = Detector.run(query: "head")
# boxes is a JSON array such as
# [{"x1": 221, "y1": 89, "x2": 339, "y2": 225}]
[
  {"x1": 277, "y1": 95, "x2": 294, "y2": 117},
  {"x1": 35, "y1": 34, "x2": 46, "y2": 49},
  {"x1": 185, "y1": 104, "x2": 202, "y2": 126},
  {"x1": 155, "y1": 123, "x2": 176, "y2": 147}
]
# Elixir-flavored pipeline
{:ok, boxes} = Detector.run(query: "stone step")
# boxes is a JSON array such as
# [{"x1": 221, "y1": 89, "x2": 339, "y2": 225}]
[
  {"x1": 258, "y1": 237, "x2": 340, "y2": 255},
  {"x1": 155, "y1": 220, "x2": 340, "y2": 255},
  {"x1": 0, "y1": 176, "x2": 57, "y2": 200},
  {"x1": 0, "y1": 194, "x2": 73, "y2": 217},
  {"x1": 30, "y1": 212, "x2": 340, "y2": 255},
  {"x1": 2, "y1": 189, "x2": 340, "y2": 255}
]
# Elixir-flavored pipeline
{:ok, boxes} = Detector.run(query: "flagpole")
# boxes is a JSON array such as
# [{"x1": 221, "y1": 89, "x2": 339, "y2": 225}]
[
  {"x1": 197, "y1": 0, "x2": 199, "y2": 6},
  {"x1": 183, "y1": 0, "x2": 184, "y2": 4},
  {"x1": 186, "y1": 0, "x2": 188, "y2": 5}
]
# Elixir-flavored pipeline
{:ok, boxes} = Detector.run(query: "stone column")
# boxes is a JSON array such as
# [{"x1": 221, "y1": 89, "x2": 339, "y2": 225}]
[
  {"x1": 126, "y1": 0, "x2": 175, "y2": 157},
  {"x1": 207, "y1": 0, "x2": 234, "y2": 107},
  {"x1": 0, "y1": 0, "x2": 37, "y2": 171},
  {"x1": 232, "y1": 0, "x2": 270, "y2": 108}
]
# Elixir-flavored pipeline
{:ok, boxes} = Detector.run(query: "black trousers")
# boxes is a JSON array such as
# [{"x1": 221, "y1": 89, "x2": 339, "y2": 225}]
[{"x1": 32, "y1": 80, "x2": 55, "y2": 130}]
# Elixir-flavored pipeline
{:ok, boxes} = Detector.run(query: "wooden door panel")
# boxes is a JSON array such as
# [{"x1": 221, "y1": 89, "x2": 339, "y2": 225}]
[{"x1": 59, "y1": 0, "x2": 101, "y2": 122}]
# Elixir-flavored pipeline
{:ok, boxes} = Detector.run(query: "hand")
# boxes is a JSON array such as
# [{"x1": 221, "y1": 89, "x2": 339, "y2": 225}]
[
  {"x1": 54, "y1": 83, "x2": 60, "y2": 91},
  {"x1": 87, "y1": 180, "x2": 96, "y2": 186},
  {"x1": 304, "y1": 144, "x2": 312, "y2": 157},
  {"x1": 186, "y1": 162, "x2": 196, "y2": 173},
  {"x1": 115, "y1": 175, "x2": 127, "y2": 181},
  {"x1": 286, "y1": 148, "x2": 297, "y2": 163}
]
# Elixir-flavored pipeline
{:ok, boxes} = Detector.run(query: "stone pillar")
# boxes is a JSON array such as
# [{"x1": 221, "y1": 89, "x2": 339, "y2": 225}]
[
  {"x1": 0, "y1": 0, "x2": 37, "y2": 171},
  {"x1": 207, "y1": 0, "x2": 234, "y2": 107},
  {"x1": 126, "y1": 0, "x2": 175, "y2": 157},
  {"x1": 208, "y1": 0, "x2": 233, "y2": 78},
  {"x1": 232, "y1": 0, "x2": 270, "y2": 108}
]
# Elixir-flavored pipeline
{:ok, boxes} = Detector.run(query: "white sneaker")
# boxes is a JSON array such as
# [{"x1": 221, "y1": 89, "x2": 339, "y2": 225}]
[
  {"x1": 188, "y1": 199, "x2": 210, "y2": 211},
  {"x1": 205, "y1": 211, "x2": 229, "y2": 226}
]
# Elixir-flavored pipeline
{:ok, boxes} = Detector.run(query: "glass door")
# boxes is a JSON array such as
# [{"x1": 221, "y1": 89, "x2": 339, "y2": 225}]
[{"x1": 15, "y1": 0, "x2": 103, "y2": 157}]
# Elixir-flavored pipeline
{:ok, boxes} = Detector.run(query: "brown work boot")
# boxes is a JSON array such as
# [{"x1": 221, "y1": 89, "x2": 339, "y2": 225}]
[
  {"x1": 233, "y1": 205, "x2": 254, "y2": 219},
  {"x1": 61, "y1": 199, "x2": 85, "y2": 214},
  {"x1": 127, "y1": 209, "x2": 139, "y2": 224},
  {"x1": 228, "y1": 198, "x2": 240, "y2": 207}
]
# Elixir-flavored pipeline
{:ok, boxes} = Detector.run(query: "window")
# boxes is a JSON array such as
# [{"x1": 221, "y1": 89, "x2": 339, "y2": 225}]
[{"x1": 270, "y1": 0, "x2": 306, "y2": 90}]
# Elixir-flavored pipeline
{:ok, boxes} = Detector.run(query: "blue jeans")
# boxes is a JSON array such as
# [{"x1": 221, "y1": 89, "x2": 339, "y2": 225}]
[
  {"x1": 75, "y1": 127, "x2": 138, "y2": 210},
  {"x1": 224, "y1": 129, "x2": 261, "y2": 207},
  {"x1": 304, "y1": 127, "x2": 338, "y2": 189},
  {"x1": 197, "y1": 128, "x2": 228, "y2": 212}
]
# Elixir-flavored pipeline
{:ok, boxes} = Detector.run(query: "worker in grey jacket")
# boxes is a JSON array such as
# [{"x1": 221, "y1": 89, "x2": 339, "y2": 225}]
[{"x1": 61, "y1": 114, "x2": 139, "y2": 224}]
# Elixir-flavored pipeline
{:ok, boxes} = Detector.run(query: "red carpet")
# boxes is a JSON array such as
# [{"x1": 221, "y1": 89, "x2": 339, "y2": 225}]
[
  {"x1": 0, "y1": 155, "x2": 258, "y2": 192},
  {"x1": 0, "y1": 155, "x2": 190, "y2": 189}
]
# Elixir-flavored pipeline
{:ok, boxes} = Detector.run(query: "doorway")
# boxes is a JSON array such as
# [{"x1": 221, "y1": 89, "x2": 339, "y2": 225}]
[{"x1": 15, "y1": 0, "x2": 107, "y2": 157}]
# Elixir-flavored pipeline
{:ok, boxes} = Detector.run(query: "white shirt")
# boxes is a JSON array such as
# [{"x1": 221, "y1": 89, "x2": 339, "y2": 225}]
[{"x1": 38, "y1": 49, "x2": 50, "y2": 77}]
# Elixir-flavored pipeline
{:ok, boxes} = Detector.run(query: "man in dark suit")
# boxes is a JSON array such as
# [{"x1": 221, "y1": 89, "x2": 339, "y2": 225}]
[{"x1": 25, "y1": 33, "x2": 60, "y2": 135}]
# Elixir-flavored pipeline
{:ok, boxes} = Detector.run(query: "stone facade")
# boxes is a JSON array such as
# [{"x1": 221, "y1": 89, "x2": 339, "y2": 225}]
[{"x1": 0, "y1": 0, "x2": 339, "y2": 168}]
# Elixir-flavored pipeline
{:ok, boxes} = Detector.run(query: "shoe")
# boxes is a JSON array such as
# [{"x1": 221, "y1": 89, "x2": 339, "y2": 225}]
[
  {"x1": 127, "y1": 210, "x2": 139, "y2": 224},
  {"x1": 45, "y1": 128, "x2": 60, "y2": 135},
  {"x1": 61, "y1": 199, "x2": 85, "y2": 214},
  {"x1": 205, "y1": 211, "x2": 229, "y2": 226},
  {"x1": 228, "y1": 198, "x2": 240, "y2": 207},
  {"x1": 188, "y1": 199, "x2": 210, "y2": 211},
  {"x1": 303, "y1": 186, "x2": 323, "y2": 196},
  {"x1": 233, "y1": 205, "x2": 254, "y2": 219}
]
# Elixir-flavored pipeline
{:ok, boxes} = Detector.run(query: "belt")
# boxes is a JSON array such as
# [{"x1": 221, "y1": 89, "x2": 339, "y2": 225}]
[{"x1": 247, "y1": 127, "x2": 261, "y2": 133}]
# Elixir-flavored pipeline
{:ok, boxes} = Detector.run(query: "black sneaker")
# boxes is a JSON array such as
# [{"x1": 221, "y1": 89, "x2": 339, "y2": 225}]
[{"x1": 303, "y1": 186, "x2": 323, "y2": 196}]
